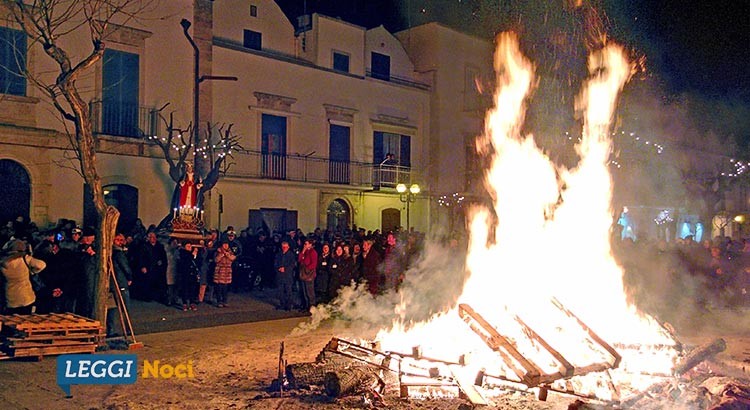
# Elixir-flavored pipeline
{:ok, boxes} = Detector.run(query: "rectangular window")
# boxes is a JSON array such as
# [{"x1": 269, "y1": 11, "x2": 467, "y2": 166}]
[
  {"x1": 250, "y1": 5, "x2": 258, "y2": 17},
  {"x1": 371, "y1": 52, "x2": 390, "y2": 81},
  {"x1": 329, "y1": 124, "x2": 350, "y2": 184},
  {"x1": 332, "y1": 51, "x2": 350, "y2": 73},
  {"x1": 261, "y1": 114, "x2": 287, "y2": 179},
  {"x1": 244, "y1": 29, "x2": 262, "y2": 50},
  {"x1": 0, "y1": 27, "x2": 26, "y2": 96},
  {"x1": 102, "y1": 49, "x2": 140, "y2": 137}
]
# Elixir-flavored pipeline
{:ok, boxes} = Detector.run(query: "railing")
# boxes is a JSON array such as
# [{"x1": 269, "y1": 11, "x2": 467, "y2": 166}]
[
  {"x1": 89, "y1": 100, "x2": 161, "y2": 138},
  {"x1": 365, "y1": 70, "x2": 430, "y2": 90},
  {"x1": 227, "y1": 150, "x2": 415, "y2": 188}
]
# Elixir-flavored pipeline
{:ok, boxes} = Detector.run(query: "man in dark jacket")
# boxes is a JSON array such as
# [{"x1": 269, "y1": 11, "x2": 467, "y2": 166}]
[
  {"x1": 134, "y1": 231, "x2": 168, "y2": 303},
  {"x1": 75, "y1": 226, "x2": 98, "y2": 318},
  {"x1": 274, "y1": 241, "x2": 297, "y2": 310}
]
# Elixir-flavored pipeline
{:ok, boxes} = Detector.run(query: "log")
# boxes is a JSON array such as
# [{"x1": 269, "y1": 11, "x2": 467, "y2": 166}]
[
  {"x1": 675, "y1": 338, "x2": 727, "y2": 375},
  {"x1": 324, "y1": 366, "x2": 381, "y2": 397},
  {"x1": 286, "y1": 356, "x2": 359, "y2": 388}
]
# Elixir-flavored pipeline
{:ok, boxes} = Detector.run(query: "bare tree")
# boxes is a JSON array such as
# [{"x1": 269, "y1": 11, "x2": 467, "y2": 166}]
[
  {"x1": 148, "y1": 111, "x2": 242, "y2": 227},
  {"x1": 1, "y1": 0, "x2": 153, "y2": 324}
]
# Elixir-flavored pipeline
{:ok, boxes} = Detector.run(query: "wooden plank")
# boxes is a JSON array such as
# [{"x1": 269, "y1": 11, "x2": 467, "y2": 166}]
[
  {"x1": 550, "y1": 298, "x2": 621, "y2": 368},
  {"x1": 513, "y1": 314, "x2": 574, "y2": 378},
  {"x1": 5, "y1": 338, "x2": 101, "y2": 348},
  {"x1": 448, "y1": 364, "x2": 489, "y2": 406},
  {"x1": 4, "y1": 332, "x2": 105, "y2": 342},
  {"x1": 8, "y1": 343, "x2": 96, "y2": 358},
  {"x1": 458, "y1": 304, "x2": 542, "y2": 386}
]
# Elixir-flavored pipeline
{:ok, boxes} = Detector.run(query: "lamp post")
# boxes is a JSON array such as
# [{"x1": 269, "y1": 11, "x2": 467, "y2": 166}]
[
  {"x1": 180, "y1": 19, "x2": 238, "y2": 176},
  {"x1": 397, "y1": 183, "x2": 420, "y2": 232}
]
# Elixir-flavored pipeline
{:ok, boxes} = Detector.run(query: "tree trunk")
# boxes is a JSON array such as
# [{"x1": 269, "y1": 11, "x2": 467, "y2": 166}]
[
  {"x1": 95, "y1": 206, "x2": 120, "y2": 326},
  {"x1": 59, "y1": 81, "x2": 119, "y2": 325}
]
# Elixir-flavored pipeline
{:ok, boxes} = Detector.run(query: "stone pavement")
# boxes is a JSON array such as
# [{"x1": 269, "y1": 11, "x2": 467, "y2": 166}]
[{"x1": 125, "y1": 287, "x2": 309, "y2": 335}]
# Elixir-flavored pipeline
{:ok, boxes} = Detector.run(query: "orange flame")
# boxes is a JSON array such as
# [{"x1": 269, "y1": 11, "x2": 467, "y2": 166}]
[{"x1": 376, "y1": 33, "x2": 677, "y2": 395}]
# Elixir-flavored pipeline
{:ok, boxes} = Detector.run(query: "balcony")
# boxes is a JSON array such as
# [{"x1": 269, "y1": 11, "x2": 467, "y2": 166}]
[
  {"x1": 226, "y1": 150, "x2": 417, "y2": 189},
  {"x1": 89, "y1": 100, "x2": 161, "y2": 138}
]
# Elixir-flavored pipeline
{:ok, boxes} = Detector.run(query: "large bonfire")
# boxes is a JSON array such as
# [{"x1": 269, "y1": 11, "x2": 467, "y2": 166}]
[{"x1": 373, "y1": 33, "x2": 679, "y2": 399}]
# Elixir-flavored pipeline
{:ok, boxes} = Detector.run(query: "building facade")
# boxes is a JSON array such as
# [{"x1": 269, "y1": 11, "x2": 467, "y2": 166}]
[{"x1": 3, "y1": 0, "x2": 496, "y2": 236}]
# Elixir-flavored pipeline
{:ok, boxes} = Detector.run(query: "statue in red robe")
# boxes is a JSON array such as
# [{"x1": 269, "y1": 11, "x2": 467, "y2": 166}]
[{"x1": 179, "y1": 163, "x2": 203, "y2": 208}]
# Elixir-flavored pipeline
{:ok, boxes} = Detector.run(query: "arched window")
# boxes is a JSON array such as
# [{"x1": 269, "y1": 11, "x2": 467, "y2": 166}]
[
  {"x1": 0, "y1": 159, "x2": 31, "y2": 223},
  {"x1": 326, "y1": 199, "x2": 350, "y2": 233}
]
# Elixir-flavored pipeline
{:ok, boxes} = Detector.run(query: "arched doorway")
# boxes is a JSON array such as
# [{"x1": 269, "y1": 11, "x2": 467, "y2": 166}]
[
  {"x1": 381, "y1": 208, "x2": 400, "y2": 233},
  {"x1": 0, "y1": 159, "x2": 31, "y2": 223},
  {"x1": 326, "y1": 199, "x2": 350, "y2": 233},
  {"x1": 84, "y1": 183, "x2": 138, "y2": 233},
  {"x1": 105, "y1": 184, "x2": 139, "y2": 233}
]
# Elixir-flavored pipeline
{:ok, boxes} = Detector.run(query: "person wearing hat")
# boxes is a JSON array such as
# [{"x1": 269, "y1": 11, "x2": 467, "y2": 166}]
[
  {"x1": 59, "y1": 226, "x2": 82, "y2": 251},
  {"x1": 1, "y1": 239, "x2": 46, "y2": 314}
]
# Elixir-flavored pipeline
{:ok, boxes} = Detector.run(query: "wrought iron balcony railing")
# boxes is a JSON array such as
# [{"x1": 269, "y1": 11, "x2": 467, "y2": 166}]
[
  {"x1": 226, "y1": 149, "x2": 416, "y2": 188},
  {"x1": 89, "y1": 100, "x2": 161, "y2": 138}
]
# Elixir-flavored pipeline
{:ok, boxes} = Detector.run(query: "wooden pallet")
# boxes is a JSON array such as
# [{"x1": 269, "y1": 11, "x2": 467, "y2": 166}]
[
  {"x1": 0, "y1": 313, "x2": 102, "y2": 338},
  {"x1": 0, "y1": 313, "x2": 103, "y2": 359}
]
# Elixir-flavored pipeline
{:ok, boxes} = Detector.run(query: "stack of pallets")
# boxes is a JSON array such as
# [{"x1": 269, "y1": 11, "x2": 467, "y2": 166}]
[{"x1": 0, "y1": 313, "x2": 104, "y2": 360}]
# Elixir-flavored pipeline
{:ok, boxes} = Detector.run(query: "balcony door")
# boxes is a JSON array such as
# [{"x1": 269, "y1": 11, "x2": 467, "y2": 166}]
[
  {"x1": 261, "y1": 114, "x2": 287, "y2": 179},
  {"x1": 102, "y1": 49, "x2": 139, "y2": 137},
  {"x1": 329, "y1": 124, "x2": 350, "y2": 184}
]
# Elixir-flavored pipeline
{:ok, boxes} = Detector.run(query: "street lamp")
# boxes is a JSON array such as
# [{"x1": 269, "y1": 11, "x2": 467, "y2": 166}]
[
  {"x1": 180, "y1": 19, "x2": 237, "y2": 176},
  {"x1": 397, "y1": 183, "x2": 420, "y2": 232}
]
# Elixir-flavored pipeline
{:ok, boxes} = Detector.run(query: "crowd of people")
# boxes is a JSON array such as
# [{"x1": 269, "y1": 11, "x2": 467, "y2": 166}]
[
  {"x1": 614, "y1": 235, "x2": 750, "y2": 321},
  {"x1": 0, "y1": 215, "x2": 426, "y2": 335},
  {"x1": 5, "y1": 212, "x2": 750, "y2": 336}
]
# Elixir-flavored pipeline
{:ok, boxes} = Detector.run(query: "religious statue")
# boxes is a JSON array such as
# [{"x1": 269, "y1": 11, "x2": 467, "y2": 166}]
[{"x1": 178, "y1": 162, "x2": 203, "y2": 208}]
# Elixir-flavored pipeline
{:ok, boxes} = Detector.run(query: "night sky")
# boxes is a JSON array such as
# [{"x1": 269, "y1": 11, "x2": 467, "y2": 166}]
[{"x1": 275, "y1": 0, "x2": 750, "y2": 139}]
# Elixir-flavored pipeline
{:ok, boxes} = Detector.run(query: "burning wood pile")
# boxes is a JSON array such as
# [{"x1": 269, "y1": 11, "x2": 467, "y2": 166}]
[
  {"x1": 272, "y1": 303, "x2": 749, "y2": 409},
  {"x1": 266, "y1": 29, "x2": 750, "y2": 409}
]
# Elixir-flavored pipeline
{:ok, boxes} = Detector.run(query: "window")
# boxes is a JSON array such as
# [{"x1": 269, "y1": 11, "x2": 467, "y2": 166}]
[
  {"x1": 261, "y1": 114, "x2": 287, "y2": 179},
  {"x1": 250, "y1": 5, "x2": 257, "y2": 17},
  {"x1": 329, "y1": 124, "x2": 350, "y2": 184},
  {"x1": 373, "y1": 131, "x2": 410, "y2": 187},
  {"x1": 102, "y1": 49, "x2": 140, "y2": 137},
  {"x1": 333, "y1": 51, "x2": 350, "y2": 73},
  {"x1": 243, "y1": 29, "x2": 262, "y2": 50},
  {"x1": 371, "y1": 52, "x2": 390, "y2": 81},
  {"x1": 0, "y1": 27, "x2": 26, "y2": 96},
  {"x1": 374, "y1": 131, "x2": 410, "y2": 167}
]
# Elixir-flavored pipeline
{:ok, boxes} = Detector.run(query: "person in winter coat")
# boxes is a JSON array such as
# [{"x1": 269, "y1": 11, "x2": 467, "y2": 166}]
[
  {"x1": 297, "y1": 239, "x2": 318, "y2": 309},
  {"x1": 213, "y1": 240, "x2": 236, "y2": 307},
  {"x1": 0, "y1": 239, "x2": 46, "y2": 314}
]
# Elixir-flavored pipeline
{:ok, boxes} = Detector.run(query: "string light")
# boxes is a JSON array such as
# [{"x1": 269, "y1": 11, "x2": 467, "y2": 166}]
[
  {"x1": 654, "y1": 209, "x2": 674, "y2": 225},
  {"x1": 438, "y1": 192, "x2": 465, "y2": 207}
]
